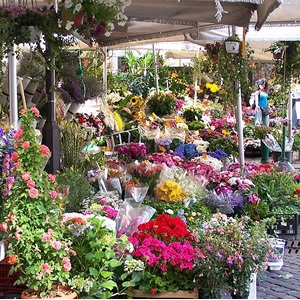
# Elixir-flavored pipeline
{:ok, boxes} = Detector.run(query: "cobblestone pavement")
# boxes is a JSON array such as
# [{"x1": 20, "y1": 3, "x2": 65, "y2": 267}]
[{"x1": 257, "y1": 253, "x2": 300, "y2": 299}]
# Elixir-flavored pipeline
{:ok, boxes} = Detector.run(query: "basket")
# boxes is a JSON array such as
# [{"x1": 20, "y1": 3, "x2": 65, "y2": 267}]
[{"x1": 0, "y1": 257, "x2": 26, "y2": 295}]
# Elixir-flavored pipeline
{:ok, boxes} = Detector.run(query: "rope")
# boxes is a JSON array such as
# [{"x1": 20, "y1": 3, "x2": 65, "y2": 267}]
[{"x1": 76, "y1": 49, "x2": 86, "y2": 99}]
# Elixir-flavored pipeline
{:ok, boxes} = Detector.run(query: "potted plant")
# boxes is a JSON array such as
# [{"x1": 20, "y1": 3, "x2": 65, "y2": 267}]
[
  {"x1": 264, "y1": 42, "x2": 286, "y2": 59},
  {"x1": 0, "y1": 108, "x2": 76, "y2": 298},
  {"x1": 146, "y1": 92, "x2": 177, "y2": 117},
  {"x1": 224, "y1": 35, "x2": 241, "y2": 54},
  {"x1": 125, "y1": 214, "x2": 200, "y2": 297}
]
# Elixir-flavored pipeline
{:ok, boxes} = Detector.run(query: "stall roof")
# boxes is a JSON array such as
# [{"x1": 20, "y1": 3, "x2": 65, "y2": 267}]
[{"x1": 94, "y1": 0, "x2": 282, "y2": 47}]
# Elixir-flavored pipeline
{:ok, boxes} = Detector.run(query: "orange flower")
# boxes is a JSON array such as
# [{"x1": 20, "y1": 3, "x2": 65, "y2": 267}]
[
  {"x1": 8, "y1": 254, "x2": 18, "y2": 265},
  {"x1": 19, "y1": 108, "x2": 26, "y2": 115}
]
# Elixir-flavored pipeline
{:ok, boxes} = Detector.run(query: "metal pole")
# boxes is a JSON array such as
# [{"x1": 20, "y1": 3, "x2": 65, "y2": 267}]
[
  {"x1": 193, "y1": 80, "x2": 197, "y2": 107},
  {"x1": 152, "y1": 44, "x2": 159, "y2": 94},
  {"x1": 236, "y1": 80, "x2": 245, "y2": 174},
  {"x1": 8, "y1": 45, "x2": 18, "y2": 129},
  {"x1": 102, "y1": 46, "x2": 107, "y2": 104},
  {"x1": 288, "y1": 74, "x2": 293, "y2": 138},
  {"x1": 42, "y1": 44, "x2": 60, "y2": 174}
]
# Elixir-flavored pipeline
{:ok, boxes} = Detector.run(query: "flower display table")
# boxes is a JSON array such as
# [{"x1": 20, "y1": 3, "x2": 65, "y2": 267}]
[{"x1": 128, "y1": 288, "x2": 198, "y2": 299}]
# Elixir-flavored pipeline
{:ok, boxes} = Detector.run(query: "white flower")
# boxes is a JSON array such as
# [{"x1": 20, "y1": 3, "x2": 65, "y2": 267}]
[
  {"x1": 74, "y1": 3, "x2": 82, "y2": 12},
  {"x1": 96, "y1": 216, "x2": 116, "y2": 231},
  {"x1": 165, "y1": 209, "x2": 174, "y2": 215},
  {"x1": 65, "y1": 20, "x2": 74, "y2": 31},
  {"x1": 107, "y1": 22, "x2": 115, "y2": 31},
  {"x1": 64, "y1": 0, "x2": 73, "y2": 9},
  {"x1": 105, "y1": 31, "x2": 112, "y2": 37}
]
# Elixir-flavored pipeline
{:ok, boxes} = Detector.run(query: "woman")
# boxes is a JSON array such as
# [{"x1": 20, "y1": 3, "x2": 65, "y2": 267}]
[{"x1": 254, "y1": 78, "x2": 269, "y2": 126}]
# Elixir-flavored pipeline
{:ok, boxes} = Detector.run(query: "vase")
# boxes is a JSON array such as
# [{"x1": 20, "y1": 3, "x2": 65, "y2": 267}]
[
  {"x1": 128, "y1": 288, "x2": 198, "y2": 299},
  {"x1": 225, "y1": 41, "x2": 240, "y2": 54},
  {"x1": 260, "y1": 141, "x2": 269, "y2": 164},
  {"x1": 21, "y1": 285, "x2": 77, "y2": 299},
  {"x1": 24, "y1": 81, "x2": 39, "y2": 107}
]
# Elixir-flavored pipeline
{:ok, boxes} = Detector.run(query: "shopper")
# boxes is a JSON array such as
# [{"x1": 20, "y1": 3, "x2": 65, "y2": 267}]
[{"x1": 254, "y1": 78, "x2": 270, "y2": 126}]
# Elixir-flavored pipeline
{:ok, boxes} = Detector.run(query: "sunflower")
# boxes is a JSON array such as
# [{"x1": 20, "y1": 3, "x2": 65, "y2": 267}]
[
  {"x1": 130, "y1": 96, "x2": 140, "y2": 106},
  {"x1": 131, "y1": 110, "x2": 139, "y2": 119}
]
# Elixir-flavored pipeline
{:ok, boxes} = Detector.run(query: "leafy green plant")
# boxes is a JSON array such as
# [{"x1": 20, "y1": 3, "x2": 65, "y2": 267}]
[
  {"x1": 187, "y1": 121, "x2": 206, "y2": 130},
  {"x1": 63, "y1": 216, "x2": 131, "y2": 298},
  {"x1": 264, "y1": 42, "x2": 286, "y2": 55},
  {"x1": 56, "y1": 167, "x2": 92, "y2": 212},
  {"x1": 182, "y1": 108, "x2": 203, "y2": 122},
  {"x1": 146, "y1": 92, "x2": 177, "y2": 117},
  {"x1": 208, "y1": 136, "x2": 238, "y2": 158},
  {"x1": 292, "y1": 131, "x2": 300, "y2": 151},
  {"x1": 0, "y1": 108, "x2": 74, "y2": 297}
]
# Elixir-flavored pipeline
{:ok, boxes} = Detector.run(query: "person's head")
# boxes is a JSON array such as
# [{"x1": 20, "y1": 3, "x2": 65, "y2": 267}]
[{"x1": 256, "y1": 78, "x2": 268, "y2": 90}]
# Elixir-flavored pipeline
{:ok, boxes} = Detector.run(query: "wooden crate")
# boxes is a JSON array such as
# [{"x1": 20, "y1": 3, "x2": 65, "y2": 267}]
[{"x1": 128, "y1": 288, "x2": 198, "y2": 299}]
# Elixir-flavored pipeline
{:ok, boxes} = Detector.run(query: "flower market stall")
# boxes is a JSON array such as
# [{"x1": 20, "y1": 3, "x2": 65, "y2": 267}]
[
  {"x1": 2, "y1": 0, "x2": 300, "y2": 297},
  {"x1": 2, "y1": 36, "x2": 300, "y2": 298}
]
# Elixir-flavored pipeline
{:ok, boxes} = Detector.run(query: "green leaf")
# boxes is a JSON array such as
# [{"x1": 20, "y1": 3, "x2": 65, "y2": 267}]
[
  {"x1": 122, "y1": 280, "x2": 136, "y2": 287},
  {"x1": 86, "y1": 253, "x2": 94, "y2": 260},
  {"x1": 109, "y1": 259, "x2": 122, "y2": 268},
  {"x1": 99, "y1": 280, "x2": 117, "y2": 290},
  {"x1": 132, "y1": 271, "x2": 142, "y2": 282},
  {"x1": 105, "y1": 250, "x2": 115, "y2": 259},
  {"x1": 100, "y1": 270, "x2": 114, "y2": 278},
  {"x1": 89, "y1": 267, "x2": 99, "y2": 277},
  {"x1": 120, "y1": 273, "x2": 129, "y2": 281}
]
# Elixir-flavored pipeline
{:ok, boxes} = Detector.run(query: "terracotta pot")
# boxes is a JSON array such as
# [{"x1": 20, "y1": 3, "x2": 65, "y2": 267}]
[
  {"x1": 62, "y1": 9, "x2": 85, "y2": 26},
  {"x1": 21, "y1": 285, "x2": 77, "y2": 299}
]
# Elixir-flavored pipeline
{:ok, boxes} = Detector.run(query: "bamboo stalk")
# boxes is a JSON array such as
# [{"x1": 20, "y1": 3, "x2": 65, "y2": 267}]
[{"x1": 18, "y1": 77, "x2": 27, "y2": 110}]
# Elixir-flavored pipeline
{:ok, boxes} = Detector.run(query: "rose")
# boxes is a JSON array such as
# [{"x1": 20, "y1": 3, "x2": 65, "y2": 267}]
[{"x1": 2, "y1": 109, "x2": 74, "y2": 297}]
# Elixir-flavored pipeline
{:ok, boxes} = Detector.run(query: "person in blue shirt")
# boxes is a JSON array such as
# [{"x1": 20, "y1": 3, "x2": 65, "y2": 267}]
[{"x1": 254, "y1": 78, "x2": 269, "y2": 126}]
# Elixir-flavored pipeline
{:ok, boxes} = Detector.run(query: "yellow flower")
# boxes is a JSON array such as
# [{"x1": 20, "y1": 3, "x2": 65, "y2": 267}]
[
  {"x1": 177, "y1": 78, "x2": 183, "y2": 84},
  {"x1": 210, "y1": 126, "x2": 215, "y2": 130},
  {"x1": 130, "y1": 96, "x2": 140, "y2": 106},
  {"x1": 206, "y1": 83, "x2": 219, "y2": 93},
  {"x1": 287, "y1": 195, "x2": 291, "y2": 198},
  {"x1": 156, "y1": 181, "x2": 187, "y2": 203},
  {"x1": 222, "y1": 129, "x2": 229, "y2": 136},
  {"x1": 175, "y1": 117, "x2": 184, "y2": 123},
  {"x1": 202, "y1": 154, "x2": 207, "y2": 159},
  {"x1": 131, "y1": 110, "x2": 139, "y2": 119},
  {"x1": 294, "y1": 195, "x2": 298, "y2": 198},
  {"x1": 171, "y1": 73, "x2": 178, "y2": 78},
  {"x1": 192, "y1": 212, "x2": 196, "y2": 217}
]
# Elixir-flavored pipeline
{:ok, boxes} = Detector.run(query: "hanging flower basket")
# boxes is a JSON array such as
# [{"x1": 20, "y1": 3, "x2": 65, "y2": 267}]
[
  {"x1": 273, "y1": 50, "x2": 284, "y2": 60},
  {"x1": 225, "y1": 41, "x2": 240, "y2": 54}
]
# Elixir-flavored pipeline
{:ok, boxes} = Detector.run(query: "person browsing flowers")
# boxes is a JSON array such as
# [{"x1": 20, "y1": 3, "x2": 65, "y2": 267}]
[{"x1": 254, "y1": 78, "x2": 270, "y2": 126}]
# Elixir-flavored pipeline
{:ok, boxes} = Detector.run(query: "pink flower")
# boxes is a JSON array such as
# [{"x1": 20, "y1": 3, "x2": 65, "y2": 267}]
[
  {"x1": 40, "y1": 145, "x2": 50, "y2": 156},
  {"x1": 15, "y1": 231, "x2": 21, "y2": 240},
  {"x1": 22, "y1": 172, "x2": 31, "y2": 181},
  {"x1": 36, "y1": 273, "x2": 42, "y2": 281},
  {"x1": 98, "y1": 198, "x2": 107, "y2": 204},
  {"x1": 13, "y1": 129, "x2": 23, "y2": 139},
  {"x1": 50, "y1": 191, "x2": 57, "y2": 200},
  {"x1": 52, "y1": 241, "x2": 62, "y2": 250},
  {"x1": 249, "y1": 193, "x2": 259, "y2": 203},
  {"x1": 22, "y1": 141, "x2": 30, "y2": 149},
  {"x1": 48, "y1": 174, "x2": 55, "y2": 183},
  {"x1": 41, "y1": 263, "x2": 53, "y2": 274},
  {"x1": 15, "y1": 161, "x2": 21, "y2": 168},
  {"x1": 70, "y1": 249, "x2": 77, "y2": 256},
  {"x1": 42, "y1": 234, "x2": 51, "y2": 242},
  {"x1": 63, "y1": 262, "x2": 72, "y2": 272},
  {"x1": 48, "y1": 229, "x2": 54, "y2": 236},
  {"x1": 28, "y1": 188, "x2": 39, "y2": 199},
  {"x1": 31, "y1": 107, "x2": 40, "y2": 116},
  {"x1": 5, "y1": 176, "x2": 15, "y2": 189},
  {"x1": 27, "y1": 180, "x2": 35, "y2": 189},
  {"x1": 62, "y1": 257, "x2": 70, "y2": 265},
  {"x1": 0, "y1": 223, "x2": 8, "y2": 232}
]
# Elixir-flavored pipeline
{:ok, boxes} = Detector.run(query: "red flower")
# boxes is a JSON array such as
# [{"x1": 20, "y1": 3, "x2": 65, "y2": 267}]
[
  {"x1": 293, "y1": 189, "x2": 300, "y2": 195},
  {"x1": 11, "y1": 152, "x2": 18, "y2": 160},
  {"x1": 150, "y1": 288, "x2": 156, "y2": 295}
]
